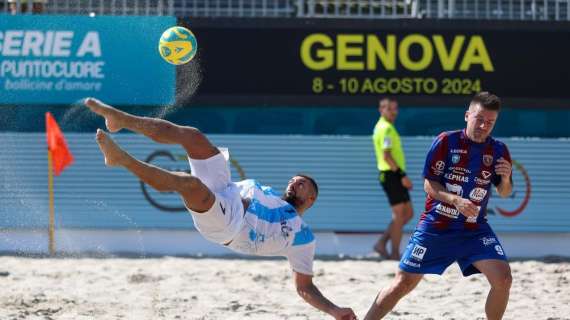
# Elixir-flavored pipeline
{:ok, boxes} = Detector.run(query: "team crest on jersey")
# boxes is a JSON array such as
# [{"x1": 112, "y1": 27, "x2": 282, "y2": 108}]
[
  {"x1": 483, "y1": 155, "x2": 493, "y2": 166},
  {"x1": 451, "y1": 154, "x2": 460, "y2": 164}
]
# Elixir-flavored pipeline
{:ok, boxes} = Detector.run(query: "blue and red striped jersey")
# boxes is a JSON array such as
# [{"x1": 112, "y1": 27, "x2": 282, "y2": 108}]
[{"x1": 420, "y1": 130, "x2": 512, "y2": 233}]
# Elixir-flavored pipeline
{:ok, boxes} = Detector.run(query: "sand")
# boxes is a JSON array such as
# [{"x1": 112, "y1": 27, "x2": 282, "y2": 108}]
[{"x1": 0, "y1": 256, "x2": 568, "y2": 320}]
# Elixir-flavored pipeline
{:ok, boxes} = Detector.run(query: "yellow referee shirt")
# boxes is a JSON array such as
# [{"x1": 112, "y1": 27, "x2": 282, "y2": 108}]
[{"x1": 372, "y1": 117, "x2": 406, "y2": 172}]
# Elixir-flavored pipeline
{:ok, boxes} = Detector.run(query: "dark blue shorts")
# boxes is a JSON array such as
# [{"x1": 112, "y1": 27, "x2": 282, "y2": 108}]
[{"x1": 399, "y1": 227, "x2": 507, "y2": 277}]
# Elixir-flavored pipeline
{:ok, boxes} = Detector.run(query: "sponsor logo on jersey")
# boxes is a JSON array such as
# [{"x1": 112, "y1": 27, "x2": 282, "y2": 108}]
[
  {"x1": 475, "y1": 177, "x2": 491, "y2": 186},
  {"x1": 280, "y1": 220, "x2": 292, "y2": 238},
  {"x1": 402, "y1": 259, "x2": 421, "y2": 268},
  {"x1": 432, "y1": 160, "x2": 445, "y2": 175},
  {"x1": 481, "y1": 237, "x2": 498, "y2": 246},
  {"x1": 483, "y1": 154, "x2": 494, "y2": 166},
  {"x1": 450, "y1": 166, "x2": 471, "y2": 174},
  {"x1": 450, "y1": 149, "x2": 467, "y2": 154},
  {"x1": 469, "y1": 187, "x2": 488, "y2": 202},
  {"x1": 444, "y1": 173, "x2": 469, "y2": 183},
  {"x1": 495, "y1": 245, "x2": 504, "y2": 256},
  {"x1": 481, "y1": 170, "x2": 492, "y2": 179},
  {"x1": 411, "y1": 244, "x2": 427, "y2": 261},
  {"x1": 435, "y1": 203, "x2": 460, "y2": 219},
  {"x1": 445, "y1": 183, "x2": 464, "y2": 196}
]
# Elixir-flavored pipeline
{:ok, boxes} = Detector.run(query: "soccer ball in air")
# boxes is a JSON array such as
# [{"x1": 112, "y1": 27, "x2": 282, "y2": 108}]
[{"x1": 158, "y1": 26, "x2": 198, "y2": 65}]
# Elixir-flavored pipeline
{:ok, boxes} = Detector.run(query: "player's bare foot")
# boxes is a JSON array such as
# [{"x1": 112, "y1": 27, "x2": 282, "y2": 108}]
[
  {"x1": 373, "y1": 242, "x2": 390, "y2": 259},
  {"x1": 84, "y1": 97, "x2": 124, "y2": 133},
  {"x1": 95, "y1": 129, "x2": 129, "y2": 167}
]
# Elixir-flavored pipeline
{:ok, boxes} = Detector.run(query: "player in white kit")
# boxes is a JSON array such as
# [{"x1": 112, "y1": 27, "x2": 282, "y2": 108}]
[{"x1": 84, "y1": 98, "x2": 357, "y2": 320}]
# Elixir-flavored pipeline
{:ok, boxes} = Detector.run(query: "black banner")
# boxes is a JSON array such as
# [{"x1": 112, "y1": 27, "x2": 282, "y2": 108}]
[{"x1": 179, "y1": 19, "x2": 570, "y2": 106}]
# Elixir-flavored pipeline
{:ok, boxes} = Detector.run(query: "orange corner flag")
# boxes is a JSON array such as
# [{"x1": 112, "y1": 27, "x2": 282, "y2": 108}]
[{"x1": 45, "y1": 112, "x2": 74, "y2": 176}]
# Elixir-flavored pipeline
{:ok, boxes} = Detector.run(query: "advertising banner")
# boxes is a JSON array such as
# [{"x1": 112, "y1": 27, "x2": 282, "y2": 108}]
[
  {"x1": 1, "y1": 133, "x2": 566, "y2": 233},
  {"x1": 185, "y1": 19, "x2": 570, "y2": 104},
  {"x1": 0, "y1": 15, "x2": 175, "y2": 105}
]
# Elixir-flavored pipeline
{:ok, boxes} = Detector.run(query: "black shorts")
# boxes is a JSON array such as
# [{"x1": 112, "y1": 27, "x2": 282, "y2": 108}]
[{"x1": 379, "y1": 171, "x2": 410, "y2": 206}]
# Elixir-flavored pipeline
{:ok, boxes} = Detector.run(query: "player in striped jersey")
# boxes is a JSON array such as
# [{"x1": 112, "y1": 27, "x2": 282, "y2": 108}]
[
  {"x1": 84, "y1": 98, "x2": 357, "y2": 320},
  {"x1": 365, "y1": 92, "x2": 514, "y2": 320}
]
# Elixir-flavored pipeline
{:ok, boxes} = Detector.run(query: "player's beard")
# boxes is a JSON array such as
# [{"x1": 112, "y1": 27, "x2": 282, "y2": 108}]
[{"x1": 283, "y1": 193, "x2": 303, "y2": 209}]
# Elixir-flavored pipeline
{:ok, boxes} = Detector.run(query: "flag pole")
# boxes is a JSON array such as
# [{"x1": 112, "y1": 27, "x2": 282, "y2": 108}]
[
  {"x1": 47, "y1": 149, "x2": 55, "y2": 256},
  {"x1": 45, "y1": 111, "x2": 73, "y2": 256}
]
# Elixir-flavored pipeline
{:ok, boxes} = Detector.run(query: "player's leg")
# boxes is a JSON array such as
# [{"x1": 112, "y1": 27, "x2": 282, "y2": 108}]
[
  {"x1": 373, "y1": 222, "x2": 391, "y2": 258},
  {"x1": 472, "y1": 259, "x2": 512, "y2": 320},
  {"x1": 402, "y1": 200, "x2": 414, "y2": 224},
  {"x1": 377, "y1": 171, "x2": 412, "y2": 260},
  {"x1": 375, "y1": 171, "x2": 394, "y2": 258},
  {"x1": 364, "y1": 270, "x2": 423, "y2": 320},
  {"x1": 95, "y1": 129, "x2": 214, "y2": 212},
  {"x1": 369, "y1": 229, "x2": 457, "y2": 319},
  {"x1": 85, "y1": 98, "x2": 218, "y2": 160},
  {"x1": 387, "y1": 202, "x2": 409, "y2": 260},
  {"x1": 385, "y1": 201, "x2": 413, "y2": 259}
]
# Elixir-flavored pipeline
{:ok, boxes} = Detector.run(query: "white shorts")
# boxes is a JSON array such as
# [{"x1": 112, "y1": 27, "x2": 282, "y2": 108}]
[{"x1": 186, "y1": 149, "x2": 244, "y2": 244}]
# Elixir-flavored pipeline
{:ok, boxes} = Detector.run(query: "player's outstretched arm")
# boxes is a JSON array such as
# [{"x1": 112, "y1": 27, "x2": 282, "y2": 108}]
[{"x1": 294, "y1": 271, "x2": 357, "y2": 320}]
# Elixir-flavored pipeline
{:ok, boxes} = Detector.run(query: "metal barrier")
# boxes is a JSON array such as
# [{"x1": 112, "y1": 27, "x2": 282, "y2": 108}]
[
  {"x1": 0, "y1": 0, "x2": 297, "y2": 17},
  {"x1": 0, "y1": 0, "x2": 568, "y2": 21},
  {"x1": 416, "y1": 0, "x2": 570, "y2": 20},
  {"x1": 297, "y1": 0, "x2": 570, "y2": 20},
  {"x1": 296, "y1": 0, "x2": 419, "y2": 18}
]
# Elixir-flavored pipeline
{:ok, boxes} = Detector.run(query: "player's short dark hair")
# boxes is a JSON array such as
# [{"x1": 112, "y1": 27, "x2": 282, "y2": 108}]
[
  {"x1": 296, "y1": 174, "x2": 319, "y2": 197},
  {"x1": 470, "y1": 92, "x2": 501, "y2": 111},
  {"x1": 379, "y1": 96, "x2": 397, "y2": 110}
]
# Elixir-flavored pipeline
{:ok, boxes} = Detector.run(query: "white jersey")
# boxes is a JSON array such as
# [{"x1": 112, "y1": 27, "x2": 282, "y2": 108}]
[
  {"x1": 227, "y1": 179, "x2": 316, "y2": 275},
  {"x1": 186, "y1": 153, "x2": 315, "y2": 276}
]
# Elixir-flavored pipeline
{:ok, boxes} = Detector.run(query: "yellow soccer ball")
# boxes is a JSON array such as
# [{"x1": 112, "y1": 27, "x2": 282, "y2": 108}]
[{"x1": 158, "y1": 26, "x2": 198, "y2": 65}]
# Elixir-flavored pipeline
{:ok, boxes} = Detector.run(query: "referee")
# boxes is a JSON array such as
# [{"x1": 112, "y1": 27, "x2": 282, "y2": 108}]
[{"x1": 372, "y1": 97, "x2": 414, "y2": 260}]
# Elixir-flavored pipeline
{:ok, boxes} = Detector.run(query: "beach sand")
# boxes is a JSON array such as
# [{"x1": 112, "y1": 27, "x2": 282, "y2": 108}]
[{"x1": 0, "y1": 256, "x2": 568, "y2": 319}]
